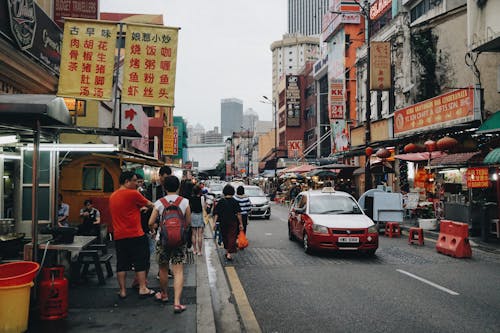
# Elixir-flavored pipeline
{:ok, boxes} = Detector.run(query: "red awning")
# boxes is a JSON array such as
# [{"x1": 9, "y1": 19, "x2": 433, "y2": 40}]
[
  {"x1": 430, "y1": 151, "x2": 481, "y2": 166},
  {"x1": 394, "y1": 151, "x2": 446, "y2": 162}
]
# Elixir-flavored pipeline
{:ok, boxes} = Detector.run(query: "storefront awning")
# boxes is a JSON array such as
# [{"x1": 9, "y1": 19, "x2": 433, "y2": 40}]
[
  {"x1": 477, "y1": 112, "x2": 500, "y2": 134},
  {"x1": 394, "y1": 151, "x2": 446, "y2": 162},
  {"x1": 430, "y1": 151, "x2": 481, "y2": 167},
  {"x1": 484, "y1": 148, "x2": 500, "y2": 164},
  {"x1": 0, "y1": 94, "x2": 71, "y2": 126}
]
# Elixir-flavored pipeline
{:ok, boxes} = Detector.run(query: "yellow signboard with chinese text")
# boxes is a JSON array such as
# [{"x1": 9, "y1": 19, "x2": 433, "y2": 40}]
[
  {"x1": 122, "y1": 24, "x2": 179, "y2": 106},
  {"x1": 58, "y1": 19, "x2": 117, "y2": 100},
  {"x1": 163, "y1": 126, "x2": 178, "y2": 155}
]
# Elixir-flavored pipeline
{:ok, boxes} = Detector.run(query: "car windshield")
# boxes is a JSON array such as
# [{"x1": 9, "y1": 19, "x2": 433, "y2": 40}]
[
  {"x1": 210, "y1": 184, "x2": 223, "y2": 191},
  {"x1": 245, "y1": 187, "x2": 265, "y2": 197},
  {"x1": 309, "y1": 195, "x2": 362, "y2": 215}
]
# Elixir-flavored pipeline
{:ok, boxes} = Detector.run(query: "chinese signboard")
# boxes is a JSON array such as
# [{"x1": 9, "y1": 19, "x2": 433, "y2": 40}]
[
  {"x1": 329, "y1": 80, "x2": 345, "y2": 119},
  {"x1": 466, "y1": 167, "x2": 489, "y2": 188},
  {"x1": 370, "y1": 42, "x2": 391, "y2": 90},
  {"x1": 162, "y1": 126, "x2": 178, "y2": 155},
  {"x1": 58, "y1": 19, "x2": 117, "y2": 100},
  {"x1": 122, "y1": 23, "x2": 179, "y2": 106},
  {"x1": 370, "y1": 0, "x2": 392, "y2": 20},
  {"x1": 121, "y1": 104, "x2": 149, "y2": 153},
  {"x1": 394, "y1": 88, "x2": 475, "y2": 137},
  {"x1": 286, "y1": 75, "x2": 301, "y2": 127},
  {"x1": 287, "y1": 140, "x2": 303, "y2": 158},
  {"x1": 53, "y1": 0, "x2": 98, "y2": 28}
]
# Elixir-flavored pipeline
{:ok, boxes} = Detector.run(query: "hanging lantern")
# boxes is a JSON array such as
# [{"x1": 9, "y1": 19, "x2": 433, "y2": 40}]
[
  {"x1": 376, "y1": 148, "x2": 391, "y2": 159},
  {"x1": 404, "y1": 143, "x2": 416, "y2": 153},
  {"x1": 424, "y1": 140, "x2": 436, "y2": 152},
  {"x1": 365, "y1": 147, "x2": 373, "y2": 156},
  {"x1": 415, "y1": 144, "x2": 426, "y2": 152},
  {"x1": 436, "y1": 136, "x2": 458, "y2": 150}
]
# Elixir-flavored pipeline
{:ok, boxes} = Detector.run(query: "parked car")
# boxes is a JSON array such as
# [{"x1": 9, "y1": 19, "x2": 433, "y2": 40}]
[
  {"x1": 206, "y1": 182, "x2": 225, "y2": 199},
  {"x1": 288, "y1": 187, "x2": 378, "y2": 255},
  {"x1": 244, "y1": 185, "x2": 271, "y2": 219}
]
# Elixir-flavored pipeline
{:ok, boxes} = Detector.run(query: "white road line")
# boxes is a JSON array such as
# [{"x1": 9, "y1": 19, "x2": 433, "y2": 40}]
[{"x1": 396, "y1": 269, "x2": 460, "y2": 296}]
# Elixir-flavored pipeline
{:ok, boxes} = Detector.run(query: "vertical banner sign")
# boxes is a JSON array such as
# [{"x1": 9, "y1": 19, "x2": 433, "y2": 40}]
[
  {"x1": 287, "y1": 140, "x2": 303, "y2": 159},
  {"x1": 58, "y1": 19, "x2": 117, "y2": 100},
  {"x1": 286, "y1": 75, "x2": 301, "y2": 127},
  {"x1": 162, "y1": 126, "x2": 175, "y2": 155},
  {"x1": 173, "y1": 126, "x2": 179, "y2": 155},
  {"x1": 329, "y1": 80, "x2": 345, "y2": 119},
  {"x1": 370, "y1": 41, "x2": 391, "y2": 90},
  {"x1": 122, "y1": 23, "x2": 179, "y2": 106}
]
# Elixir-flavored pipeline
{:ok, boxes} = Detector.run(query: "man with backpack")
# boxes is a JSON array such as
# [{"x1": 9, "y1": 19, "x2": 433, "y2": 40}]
[{"x1": 148, "y1": 175, "x2": 191, "y2": 313}]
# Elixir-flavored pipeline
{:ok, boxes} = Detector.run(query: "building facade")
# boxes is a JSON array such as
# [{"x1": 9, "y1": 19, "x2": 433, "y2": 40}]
[
  {"x1": 288, "y1": 0, "x2": 330, "y2": 36},
  {"x1": 221, "y1": 98, "x2": 243, "y2": 137}
]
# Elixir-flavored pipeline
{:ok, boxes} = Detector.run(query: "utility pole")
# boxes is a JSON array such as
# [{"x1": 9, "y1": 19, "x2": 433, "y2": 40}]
[
  {"x1": 262, "y1": 96, "x2": 278, "y2": 186},
  {"x1": 363, "y1": 0, "x2": 372, "y2": 191}
]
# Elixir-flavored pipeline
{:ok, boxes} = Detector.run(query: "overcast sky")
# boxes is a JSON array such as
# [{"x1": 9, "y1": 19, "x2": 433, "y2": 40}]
[{"x1": 100, "y1": 0, "x2": 287, "y2": 130}]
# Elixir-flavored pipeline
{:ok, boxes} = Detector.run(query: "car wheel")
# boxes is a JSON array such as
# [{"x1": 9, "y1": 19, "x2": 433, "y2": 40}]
[
  {"x1": 303, "y1": 232, "x2": 312, "y2": 254},
  {"x1": 288, "y1": 223, "x2": 294, "y2": 241},
  {"x1": 265, "y1": 215, "x2": 270, "y2": 220}
]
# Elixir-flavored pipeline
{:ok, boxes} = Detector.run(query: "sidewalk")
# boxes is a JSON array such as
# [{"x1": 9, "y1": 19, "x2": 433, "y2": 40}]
[
  {"x1": 26, "y1": 227, "x2": 234, "y2": 333},
  {"x1": 400, "y1": 218, "x2": 500, "y2": 254}
]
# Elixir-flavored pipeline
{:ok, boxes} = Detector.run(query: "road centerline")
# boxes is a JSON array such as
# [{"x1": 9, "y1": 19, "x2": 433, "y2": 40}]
[{"x1": 396, "y1": 269, "x2": 460, "y2": 295}]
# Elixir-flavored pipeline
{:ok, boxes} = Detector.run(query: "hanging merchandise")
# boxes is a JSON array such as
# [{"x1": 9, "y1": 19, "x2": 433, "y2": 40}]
[{"x1": 436, "y1": 136, "x2": 458, "y2": 151}]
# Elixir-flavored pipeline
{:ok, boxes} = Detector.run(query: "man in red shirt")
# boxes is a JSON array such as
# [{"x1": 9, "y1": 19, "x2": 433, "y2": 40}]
[{"x1": 109, "y1": 171, "x2": 155, "y2": 299}]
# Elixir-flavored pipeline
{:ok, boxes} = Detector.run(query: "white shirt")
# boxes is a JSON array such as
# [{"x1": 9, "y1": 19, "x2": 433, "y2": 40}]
[{"x1": 154, "y1": 194, "x2": 189, "y2": 215}]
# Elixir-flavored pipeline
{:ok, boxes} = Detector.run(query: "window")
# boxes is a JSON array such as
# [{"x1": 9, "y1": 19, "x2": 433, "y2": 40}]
[{"x1": 82, "y1": 164, "x2": 114, "y2": 191}]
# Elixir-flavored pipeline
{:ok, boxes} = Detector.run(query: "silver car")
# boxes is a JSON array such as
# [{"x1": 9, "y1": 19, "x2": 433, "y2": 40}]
[{"x1": 244, "y1": 185, "x2": 271, "y2": 219}]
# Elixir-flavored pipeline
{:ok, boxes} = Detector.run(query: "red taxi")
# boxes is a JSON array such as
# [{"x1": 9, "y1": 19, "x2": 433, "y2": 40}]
[{"x1": 288, "y1": 187, "x2": 378, "y2": 255}]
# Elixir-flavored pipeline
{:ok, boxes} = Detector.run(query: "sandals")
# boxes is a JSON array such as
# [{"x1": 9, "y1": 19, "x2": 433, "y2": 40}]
[
  {"x1": 138, "y1": 289, "x2": 156, "y2": 299},
  {"x1": 155, "y1": 291, "x2": 169, "y2": 303},
  {"x1": 173, "y1": 304, "x2": 187, "y2": 313},
  {"x1": 225, "y1": 254, "x2": 233, "y2": 261},
  {"x1": 117, "y1": 292, "x2": 127, "y2": 300}
]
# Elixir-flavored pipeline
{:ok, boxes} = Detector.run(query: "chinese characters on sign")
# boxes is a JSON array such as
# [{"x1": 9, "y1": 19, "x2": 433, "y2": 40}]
[
  {"x1": 122, "y1": 24, "x2": 179, "y2": 107},
  {"x1": 286, "y1": 75, "x2": 301, "y2": 127},
  {"x1": 394, "y1": 88, "x2": 475, "y2": 137},
  {"x1": 370, "y1": 42, "x2": 391, "y2": 90},
  {"x1": 329, "y1": 80, "x2": 345, "y2": 120},
  {"x1": 162, "y1": 126, "x2": 178, "y2": 156},
  {"x1": 466, "y1": 167, "x2": 489, "y2": 188},
  {"x1": 287, "y1": 140, "x2": 303, "y2": 159},
  {"x1": 58, "y1": 19, "x2": 117, "y2": 100}
]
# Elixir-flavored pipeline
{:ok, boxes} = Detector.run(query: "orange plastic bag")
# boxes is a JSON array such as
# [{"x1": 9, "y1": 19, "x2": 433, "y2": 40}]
[{"x1": 237, "y1": 230, "x2": 248, "y2": 249}]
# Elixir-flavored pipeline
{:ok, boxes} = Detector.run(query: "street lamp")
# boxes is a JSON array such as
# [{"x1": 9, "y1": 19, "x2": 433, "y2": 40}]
[
  {"x1": 331, "y1": 0, "x2": 371, "y2": 190},
  {"x1": 262, "y1": 95, "x2": 278, "y2": 183}
]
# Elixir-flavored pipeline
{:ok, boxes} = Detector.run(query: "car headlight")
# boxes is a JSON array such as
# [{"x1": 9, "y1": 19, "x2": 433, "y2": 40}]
[
  {"x1": 312, "y1": 224, "x2": 329, "y2": 234},
  {"x1": 367, "y1": 225, "x2": 378, "y2": 233}
]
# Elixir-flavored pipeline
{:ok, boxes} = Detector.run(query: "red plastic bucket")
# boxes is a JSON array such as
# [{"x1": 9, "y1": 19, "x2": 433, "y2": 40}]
[{"x1": 0, "y1": 261, "x2": 40, "y2": 287}]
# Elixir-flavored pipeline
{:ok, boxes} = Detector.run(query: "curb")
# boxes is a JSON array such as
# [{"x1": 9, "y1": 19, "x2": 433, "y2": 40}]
[{"x1": 196, "y1": 227, "x2": 216, "y2": 333}]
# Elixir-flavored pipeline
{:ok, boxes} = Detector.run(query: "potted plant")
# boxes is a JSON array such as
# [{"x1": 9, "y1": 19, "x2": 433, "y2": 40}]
[{"x1": 416, "y1": 203, "x2": 437, "y2": 230}]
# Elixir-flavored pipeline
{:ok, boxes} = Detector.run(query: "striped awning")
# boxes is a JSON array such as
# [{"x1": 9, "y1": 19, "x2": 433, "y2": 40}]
[
  {"x1": 430, "y1": 151, "x2": 481, "y2": 166},
  {"x1": 484, "y1": 148, "x2": 500, "y2": 164}
]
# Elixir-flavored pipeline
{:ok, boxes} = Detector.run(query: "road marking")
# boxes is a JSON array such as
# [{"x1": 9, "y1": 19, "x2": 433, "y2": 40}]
[
  {"x1": 225, "y1": 266, "x2": 262, "y2": 333},
  {"x1": 396, "y1": 269, "x2": 460, "y2": 295}
]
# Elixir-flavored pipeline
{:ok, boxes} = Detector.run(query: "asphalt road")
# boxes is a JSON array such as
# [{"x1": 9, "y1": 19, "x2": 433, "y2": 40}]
[{"x1": 224, "y1": 203, "x2": 500, "y2": 333}]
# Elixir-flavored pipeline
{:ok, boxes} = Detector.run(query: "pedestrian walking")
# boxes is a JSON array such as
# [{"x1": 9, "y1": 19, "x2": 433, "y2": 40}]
[
  {"x1": 109, "y1": 171, "x2": 155, "y2": 299},
  {"x1": 148, "y1": 175, "x2": 191, "y2": 313},
  {"x1": 189, "y1": 185, "x2": 206, "y2": 256},
  {"x1": 213, "y1": 184, "x2": 243, "y2": 260},
  {"x1": 234, "y1": 186, "x2": 251, "y2": 234}
]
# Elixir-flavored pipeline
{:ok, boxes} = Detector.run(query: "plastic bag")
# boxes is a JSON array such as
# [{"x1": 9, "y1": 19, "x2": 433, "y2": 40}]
[{"x1": 237, "y1": 230, "x2": 248, "y2": 249}]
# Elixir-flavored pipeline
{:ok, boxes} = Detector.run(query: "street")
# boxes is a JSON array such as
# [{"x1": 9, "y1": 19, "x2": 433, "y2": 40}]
[{"x1": 222, "y1": 203, "x2": 500, "y2": 333}]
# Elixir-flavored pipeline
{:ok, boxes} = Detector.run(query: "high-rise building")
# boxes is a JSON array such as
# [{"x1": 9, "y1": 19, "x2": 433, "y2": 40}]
[
  {"x1": 221, "y1": 98, "x2": 243, "y2": 137},
  {"x1": 288, "y1": 0, "x2": 329, "y2": 36},
  {"x1": 243, "y1": 108, "x2": 259, "y2": 132}
]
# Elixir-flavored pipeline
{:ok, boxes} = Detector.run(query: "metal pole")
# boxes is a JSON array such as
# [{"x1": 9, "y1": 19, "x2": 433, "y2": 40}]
[
  {"x1": 364, "y1": 0, "x2": 372, "y2": 191},
  {"x1": 111, "y1": 23, "x2": 124, "y2": 130},
  {"x1": 31, "y1": 120, "x2": 40, "y2": 264}
]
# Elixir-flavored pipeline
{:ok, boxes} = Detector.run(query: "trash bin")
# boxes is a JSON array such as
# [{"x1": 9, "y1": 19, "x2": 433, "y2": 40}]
[{"x1": 0, "y1": 261, "x2": 40, "y2": 333}]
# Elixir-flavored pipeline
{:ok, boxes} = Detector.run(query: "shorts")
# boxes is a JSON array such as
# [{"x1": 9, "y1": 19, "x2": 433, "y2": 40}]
[
  {"x1": 191, "y1": 212, "x2": 205, "y2": 228},
  {"x1": 156, "y1": 242, "x2": 187, "y2": 267},
  {"x1": 115, "y1": 235, "x2": 149, "y2": 272}
]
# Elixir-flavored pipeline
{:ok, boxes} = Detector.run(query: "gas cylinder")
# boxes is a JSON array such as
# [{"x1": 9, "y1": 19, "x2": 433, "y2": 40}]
[{"x1": 39, "y1": 266, "x2": 68, "y2": 320}]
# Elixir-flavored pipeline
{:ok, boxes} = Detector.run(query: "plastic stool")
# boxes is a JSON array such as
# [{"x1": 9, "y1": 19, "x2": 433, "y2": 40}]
[
  {"x1": 408, "y1": 227, "x2": 424, "y2": 245},
  {"x1": 384, "y1": 222, "x2": 401, "y2": 238}
]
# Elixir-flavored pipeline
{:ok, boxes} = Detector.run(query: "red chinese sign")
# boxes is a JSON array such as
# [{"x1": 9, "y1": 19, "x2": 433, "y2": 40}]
[
  {"x1": 329, "y1": 80, "x2": 345, "y2": 119},
  {"x1": 287, "y1": 140, "x2": 303, "y2": 158},
  {"x1": 394, "y1": 88, "x2": 475, "y2": 137},
  {"x1": 58, "y1": 19, "x2": 117, "y2": 101},
  {"x1": 122, "y1": 23, "x2": 179, "y2": 107},
  {"x1": 466, "y1": 167, "x2": 489, "y2": 188}
]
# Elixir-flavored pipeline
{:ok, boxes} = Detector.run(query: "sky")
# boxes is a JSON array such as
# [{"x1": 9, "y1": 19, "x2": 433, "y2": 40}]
[{"x1": 100, "y1": 0, "x2": 287, "y2": 130}]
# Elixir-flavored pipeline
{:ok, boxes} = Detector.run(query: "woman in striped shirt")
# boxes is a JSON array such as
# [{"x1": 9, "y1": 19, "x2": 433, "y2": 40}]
[{"x1": 234, "y1": 186, "x2": 252, "y2": 234}]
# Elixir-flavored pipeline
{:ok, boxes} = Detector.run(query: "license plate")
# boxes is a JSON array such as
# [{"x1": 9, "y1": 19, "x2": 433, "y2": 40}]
[{"x1": 338, "y1": 237, "x2": 359, "y2": 243}]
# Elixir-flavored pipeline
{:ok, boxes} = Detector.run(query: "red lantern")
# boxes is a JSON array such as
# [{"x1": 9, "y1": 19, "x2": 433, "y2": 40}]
[
  {"x1": 436, "y1": 136, "x2": 458, "y2": 150},
  {"x1": 376, "y1": 148, "x2": 391, "y2": 159},
  {"x1": 404, "y1": 143, "x2": 416, "y2": 153},
  {"x1": 365, "y1": 147, "x2": 373, "y2": 156},
  {"x1": 424, "y1": 140, "x2": 436, "y2": 152},
  {"x1": 415, "y1": 144, "x2": 426, "y2": 152}
]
